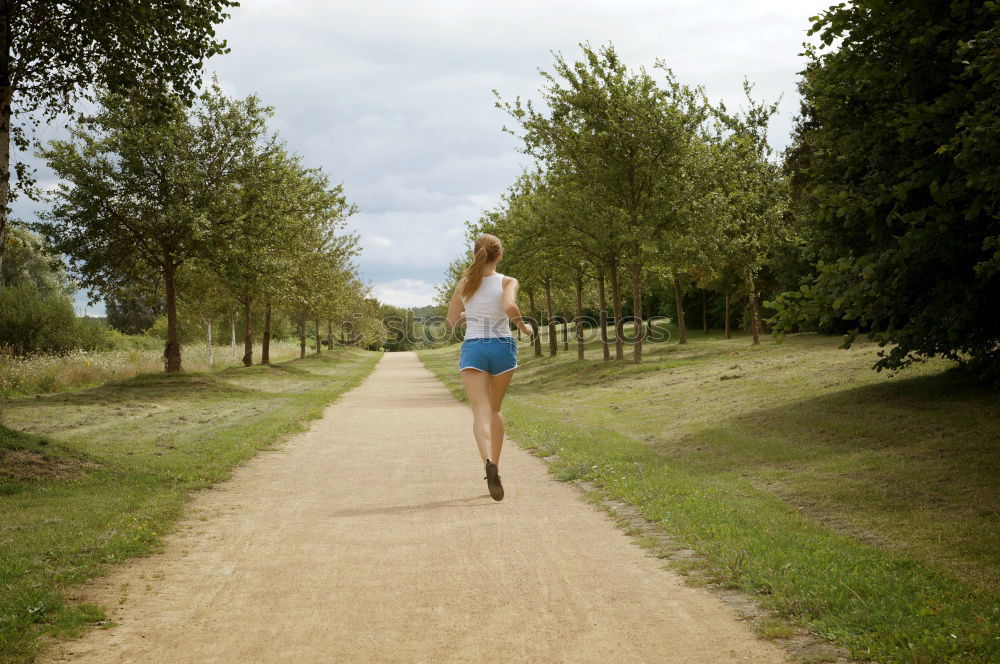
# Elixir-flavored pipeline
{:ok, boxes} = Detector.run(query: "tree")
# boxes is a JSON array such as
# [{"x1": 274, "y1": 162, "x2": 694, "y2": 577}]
[
  {"x1": 178, "y1": 262, "x2": 237, "y2": 368},
  {"x1": 0, "y1": 0, "x2": 237, "y2": 282},
  {"x1": 773, "y1": 1, "x2": 1000, "y2": 379},
  {"x1": 202, "y1": 111, "x2": 302, "y2": 367},
  {"x1": 105, "y1": 284, "x2": 162, "y2": 335},
  {"x1": 0, "y1": 223, "x2": 70, "y2": 295},
  {"x1": 499, "y1": 43, "x2": 705, "y2": 362},
  {"x1": 37, "y1": 85, "x2": 262, "y2": 371},
  {"x1": 278, "y1": 166, "x2": 359, "y2": 359},
  {"x1": 714, "y1": 84, "x2": 790, "y2": 345}
]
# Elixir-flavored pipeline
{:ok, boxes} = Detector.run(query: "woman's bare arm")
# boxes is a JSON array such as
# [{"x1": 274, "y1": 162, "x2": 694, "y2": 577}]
[
  {"x1": 501, "y1": 277, "x2": 533, "y2": 336},
  {"x1": 445, "y1": 282, "x2": 466, "y2": 330}
]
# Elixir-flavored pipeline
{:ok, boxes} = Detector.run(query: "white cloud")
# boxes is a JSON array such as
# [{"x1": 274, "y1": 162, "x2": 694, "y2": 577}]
[
  {"x1": 205, "y1": 0, "x2": 830, "y2": 308},
  {"x1": 373, "y1": 279, "x2": 441, "y2": 308}
]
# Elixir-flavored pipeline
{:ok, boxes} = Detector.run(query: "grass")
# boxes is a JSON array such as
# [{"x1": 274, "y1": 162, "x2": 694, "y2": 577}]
[
  {"x1": 0, "y1": 340, "x2": 305, "y2": 397},
  {"x1": 0, "y1": 347, "x2": 381, "y2": 664},
  {"x1": 419, "y1": 328, "x2": 999, "y2": 664}
]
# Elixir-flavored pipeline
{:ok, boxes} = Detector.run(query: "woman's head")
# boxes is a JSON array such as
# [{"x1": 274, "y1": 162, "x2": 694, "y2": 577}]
[{"x1": 459, "y1": 233, "x2": 503, "y2": 298}]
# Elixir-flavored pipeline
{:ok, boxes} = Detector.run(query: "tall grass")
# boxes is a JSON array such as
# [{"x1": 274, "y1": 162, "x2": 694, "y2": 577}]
[{"x1": 0, "y1": 341, "x2": 303, "y2": 397}]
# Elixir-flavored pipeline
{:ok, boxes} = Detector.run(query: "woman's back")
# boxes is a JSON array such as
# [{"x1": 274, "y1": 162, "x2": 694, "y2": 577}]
[{"x1": 461, "y1": 273, "x2": 512, "y2": 339}]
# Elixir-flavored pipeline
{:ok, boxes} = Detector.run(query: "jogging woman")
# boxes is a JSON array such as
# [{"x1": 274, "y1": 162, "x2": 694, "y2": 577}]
[{"x1": 446, "y1": 233, "x2": 533, "y2": 501}]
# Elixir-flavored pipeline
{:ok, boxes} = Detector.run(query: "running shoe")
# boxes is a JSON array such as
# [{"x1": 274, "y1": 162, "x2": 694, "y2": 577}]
[{"x1": 484, "y1": 459, "x2": 504, "y2": 501}]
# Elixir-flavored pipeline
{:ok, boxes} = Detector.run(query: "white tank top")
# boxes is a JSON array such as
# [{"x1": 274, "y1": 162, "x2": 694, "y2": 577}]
[{"x1": 461, "y1": 273, "x2": 512, "y2": 339}]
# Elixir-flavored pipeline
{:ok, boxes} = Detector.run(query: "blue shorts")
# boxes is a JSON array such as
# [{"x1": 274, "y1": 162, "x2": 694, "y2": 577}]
[{"x1": 459, "y1": 337, "x2": 518, "y2": 375}]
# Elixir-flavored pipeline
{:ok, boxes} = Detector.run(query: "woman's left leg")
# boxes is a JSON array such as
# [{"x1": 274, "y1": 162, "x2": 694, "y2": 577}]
[
  {"x1": 488, "y1": 370, "x2": 515, "y2": 468},
  {"x1": 461, "y1": 369, "x2": 493, "y2": 463}
]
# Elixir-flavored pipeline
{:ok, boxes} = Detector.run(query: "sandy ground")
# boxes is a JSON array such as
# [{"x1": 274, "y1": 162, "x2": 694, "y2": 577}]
[{"x1": 40, "y1": 352, "x2": 788, "y2": 664}]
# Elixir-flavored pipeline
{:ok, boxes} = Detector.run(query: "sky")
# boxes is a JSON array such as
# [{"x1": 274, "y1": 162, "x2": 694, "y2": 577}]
[{"x1": 19, "y1": 0, "x2": 834, "y2": 313}]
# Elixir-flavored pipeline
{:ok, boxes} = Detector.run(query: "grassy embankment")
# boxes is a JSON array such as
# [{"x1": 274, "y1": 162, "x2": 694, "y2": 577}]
[
  {"x1": 0, "y1": 340, "x2": 306, "y2": 397},
  {"x1": 419, "y1": 329, "x2": 998, "y2": 664},
  {"x1": 0, "y1": 347, "x2": 381, "y2": 664}
]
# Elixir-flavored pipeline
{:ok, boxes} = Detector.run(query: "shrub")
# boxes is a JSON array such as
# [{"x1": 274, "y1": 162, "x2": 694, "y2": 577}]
[{"x1": 0, "y1": 283, "x2": 78, "y2": 354}]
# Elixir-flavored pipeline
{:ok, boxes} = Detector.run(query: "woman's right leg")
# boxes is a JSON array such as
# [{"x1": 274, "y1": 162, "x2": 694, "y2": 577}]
[
  {"x1": 488, "y1": 370, "x2": 515, "y2": 468},
  {"x1": 461, "y1": 369, "x2": 493, "y2": 463}
]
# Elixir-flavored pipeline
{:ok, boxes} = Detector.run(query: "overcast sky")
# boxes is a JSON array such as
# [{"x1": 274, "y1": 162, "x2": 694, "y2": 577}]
[{"x1": 27, "y1": 0, "x2": 833, "y2": 313}]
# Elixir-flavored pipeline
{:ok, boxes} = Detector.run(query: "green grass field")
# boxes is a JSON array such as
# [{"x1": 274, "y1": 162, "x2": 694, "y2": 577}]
[
  {"x1": 419, "y1": 329, "x2": 999, "y2": 664},
  {"x1": 0, "y1": 348, "x2": 381, "y2": 664}
]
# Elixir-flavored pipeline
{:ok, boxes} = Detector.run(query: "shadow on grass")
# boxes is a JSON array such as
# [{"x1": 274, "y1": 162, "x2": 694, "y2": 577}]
[
  {"x1": 665, "y1": 367, "x2": 998, "y2": 472},
  {"x1": 514, "y1": 340, "x2": 758, "y2": 394},
  {"x1": 16, "y1": 372, "x2": 252, "y2": 409},
  {"x1": 244, "y1": 362, "x2": 316, "y2": 377},
  {"x1": 657, "y1": 368, "x2": 1000, "y2": 589}
]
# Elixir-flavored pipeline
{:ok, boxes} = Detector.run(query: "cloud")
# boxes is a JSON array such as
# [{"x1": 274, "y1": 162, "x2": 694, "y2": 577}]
[
  {"x1": 207, "y1": 0, "x2": 831, "y2": 307},
  {"x1": 373, "y1": 278, "x2": 441, "y2": 308}
]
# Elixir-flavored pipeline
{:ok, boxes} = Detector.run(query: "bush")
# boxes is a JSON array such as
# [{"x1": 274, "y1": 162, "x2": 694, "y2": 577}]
[{"x1": 0, "y1": 283, "x2": 78, "y2": 354}]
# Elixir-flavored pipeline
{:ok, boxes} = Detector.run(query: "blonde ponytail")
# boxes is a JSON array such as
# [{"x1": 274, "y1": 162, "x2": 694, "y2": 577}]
[{"x1": 460, "y1": 233, "x2": 503, "y2": 299}]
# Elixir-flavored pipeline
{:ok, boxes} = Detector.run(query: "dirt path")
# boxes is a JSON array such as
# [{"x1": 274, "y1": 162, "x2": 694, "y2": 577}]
[{"x1": 41, "y1": 352, "x2": 788, "y2": 663}]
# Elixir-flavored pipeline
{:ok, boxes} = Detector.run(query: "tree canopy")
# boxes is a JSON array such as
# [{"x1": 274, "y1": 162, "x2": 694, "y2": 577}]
[
  {"x1": 771, "y1": 0, "x2": 1000, "y2": 380},
  {"x1": 0, "y1": 0, "x2": 238, "y2": 281}
]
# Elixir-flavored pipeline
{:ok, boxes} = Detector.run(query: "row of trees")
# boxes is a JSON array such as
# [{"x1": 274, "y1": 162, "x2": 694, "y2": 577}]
[
  {"x1": 442, "y1": 0, "x2": 999, "y2": 381},
  {"x1": 32, "y1": 83, "x2": 370, "y2": 371},
  {"x1": 439, "y1": 44, "x2": 791, "y2": 364}
]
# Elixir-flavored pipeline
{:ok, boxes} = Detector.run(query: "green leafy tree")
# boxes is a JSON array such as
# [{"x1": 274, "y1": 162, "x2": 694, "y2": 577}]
[
  {"x1": 105, "y1": 284, "x2": 163, "y2": 335},
  {"x1": 0, "y1": 223, "x2": 70, "y2": 295},
  {"x1": 499, "y1": 43, "x2": 705, "y2": 362},
  {"x1": 0, "y1": 0, "x2": 237, "y2": 282},
  {"x1": 201, "y1": 109, "x2": 302, "y2": 367},
  {"x1": 278, "y1": 167, "x2": 359, "y2": 359},
  {"x1": 714, "y1": 84, "x2": 790, "y2": 345},
  {"x1": 773, "y1": 0, "x2": 1000, "y2": 379},
  {"x1": 36, "y1": 85, "x2": 263, "y2": 371}
]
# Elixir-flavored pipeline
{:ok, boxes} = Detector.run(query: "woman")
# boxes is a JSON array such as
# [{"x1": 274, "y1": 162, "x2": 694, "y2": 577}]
[{"x1": 446, "y1": 233, "x2": 533, "y2": 501}]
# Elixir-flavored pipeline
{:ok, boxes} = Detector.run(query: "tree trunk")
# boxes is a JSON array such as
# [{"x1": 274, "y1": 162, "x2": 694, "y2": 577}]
[
  {"x1": 672, "y1": 269, "x2": 687, "y2": 345},
  {"x1": 231, "y1": 317, "x2": 237, "y2": 361},
  {"x1": 0, "y1": 40, "x2": 12, "y2": 285},
  {"x1": 748, "y1": 273, "x2": 763, "y2": 345},
  {"x1": 702, "y1": 290, "x2": 709, "y2": 333},
  {"x1": 242, "y1": 299, "x2": 253, "y2": 367},
  {"x1": 299, "y1": 321, "x2": 307, "y2": 358},
  {"x1": 314, "y1": 320, "x2": 321, "y2": 354},
  {"x1": 561, "y1": 315, "x2": 568, "y2": 351},
  {"x1": 206, "y1": 319, "x2": 213, "y2": 368},
  {"x1": 544, "y1": 275, "x2": 557, "y2": 357},
  {"x1": 327, "y1": 320, "x2": 333, "y2": 351},
  {"x1": 598, "y1": 271, "x2": 610, "y2": 361},
  {"x1": 645, "y1": 292, "x2": 654, "y2": 339},
  {"x1": 628, "y1": 255, "x2": 643, "y2": 364},
  {"x1": 261, "y1": 304, "x2": 272, "y2": 364},
  {"x1": 724, "y1": 292, "x2": 732, "y2": 339},
  {"x1": 608, "y1": 257, "x2": 624, "y2": 360},
  {"x1": 574, "y1": 272, "x2": 585, "y2": 360},
  {"x1": 163, "y1": 262, "x2": 182, "y2": 372},
  {"x1": 527, "y1": 289, "x2": 542, "y2": 357}
]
